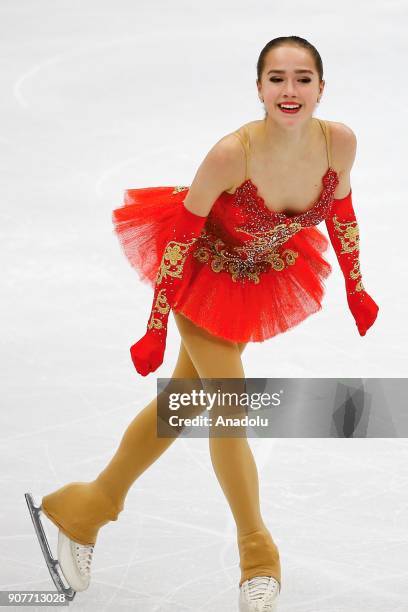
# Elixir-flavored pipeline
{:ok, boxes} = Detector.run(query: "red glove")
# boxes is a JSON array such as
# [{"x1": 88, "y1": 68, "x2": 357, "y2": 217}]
[
  {"x1": 130, "y1": 202, "x2": 207, "y2": 376},
  {"x1": 325, "y1": 190, "x2": 379, "y2": 336}
]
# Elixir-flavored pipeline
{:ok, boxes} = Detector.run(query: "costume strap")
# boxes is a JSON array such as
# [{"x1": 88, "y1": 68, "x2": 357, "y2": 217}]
[
  {"x1": 232, "y1": 127, "x2": 249, "y2": 182},
  {"x1": 316, "y1": 118, "x2": 332, "y2": 169}
]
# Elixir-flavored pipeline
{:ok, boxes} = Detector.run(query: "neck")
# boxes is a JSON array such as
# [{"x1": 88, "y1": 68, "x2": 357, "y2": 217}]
[{"x1": 261, "y1": 115, "x2": 317, "y2": 158}]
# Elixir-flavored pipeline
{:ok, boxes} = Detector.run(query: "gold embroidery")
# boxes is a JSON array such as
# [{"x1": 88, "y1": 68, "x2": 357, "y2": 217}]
[
  {"x1": 333, "y1": 216, "x2": 360, "y2": 253},
  {"x1": 193, "y1": 227, "x2": 300, "y2": 283},
  {"x1": 280, "y1": 249, "x2": 298, "y2": 266},
  {"x1": 236, "y1": 222, "x2": 303, "y2": 250},
  {"x1": 333, "y1": 222, "x2": 365, "y2": 294},
  {"x1": 194, "y1": 241, "x2": 263, "y2": 283},
  {"x1": 147, "y1": 288, "x2": 170, "y2": 330},
  {"x1": 156, "y1": 239, "x2": 197, "y2": 284},
  {"x1": 172, "y1": 186, "x2": 189, "y2": 194},
  {"x1": 349, "y1": 260, "x2": 365, "y2": 293},
  {"x1": 148, "y1": 237, "x2": 197, "y2": 328}
]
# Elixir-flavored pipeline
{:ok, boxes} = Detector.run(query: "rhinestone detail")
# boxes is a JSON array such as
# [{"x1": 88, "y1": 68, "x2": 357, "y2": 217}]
[
  {"x1": 231, "y1": 167, "x2": 339, "y2": 227},
  {"x1": 192, "y1": 167, "x2": 339, "y2": 284}
]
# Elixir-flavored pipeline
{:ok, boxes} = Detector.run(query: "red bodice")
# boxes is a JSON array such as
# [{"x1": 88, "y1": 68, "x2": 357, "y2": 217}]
[
  {"x1": 191, "y1": 167, "x2": 339, "y2": 284},
  {"x1": 113, "y1": 167, "x2": 341, "y2": 341}
]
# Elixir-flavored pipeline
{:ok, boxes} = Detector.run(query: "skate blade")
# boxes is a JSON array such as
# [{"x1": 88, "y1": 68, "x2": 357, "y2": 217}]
[{"x1": 24, "y1": 492, "x2": 76, "y2": 601}]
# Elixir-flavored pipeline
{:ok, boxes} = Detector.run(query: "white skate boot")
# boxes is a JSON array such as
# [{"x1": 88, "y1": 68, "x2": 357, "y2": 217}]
[
  {"x1": 239, "y1": 576, "x2": 280, "y2": 611},
  {"x1": 57, "y1": 530, "x2": 94, "y2": 592},
  {"x1": 24, "y1": 492, "x2": 95, "y2": 600}
]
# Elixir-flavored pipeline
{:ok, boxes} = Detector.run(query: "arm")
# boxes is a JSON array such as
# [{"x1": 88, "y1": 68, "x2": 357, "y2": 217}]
[
  {"x1": 130, "y1": 133, "x2": 244, "y2": 376},
  {"x1": 325, "y1": 125, "x2": 379, "y2": 336}
]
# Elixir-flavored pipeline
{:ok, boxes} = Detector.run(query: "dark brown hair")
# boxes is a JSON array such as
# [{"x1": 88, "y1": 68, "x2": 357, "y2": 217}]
[{"x1": 256, "y1": 36, "x2": 324, "y2": 83}]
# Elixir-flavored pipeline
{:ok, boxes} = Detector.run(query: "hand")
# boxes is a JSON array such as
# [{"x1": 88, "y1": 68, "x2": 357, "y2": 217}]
[
  {"x1": 130, "y1": 331, "x2": 165, "y2": 376},
  {"x1": 347, "y1": 290, "x2": 379, "y2": 336}
]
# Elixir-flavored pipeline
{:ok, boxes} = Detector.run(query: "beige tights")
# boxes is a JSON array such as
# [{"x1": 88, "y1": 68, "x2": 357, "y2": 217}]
[{"x1": 41, "y1": 312, "x2": 281, "y2": 588}]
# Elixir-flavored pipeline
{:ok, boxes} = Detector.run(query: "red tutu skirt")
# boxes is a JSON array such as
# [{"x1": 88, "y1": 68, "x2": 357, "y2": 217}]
[{"x1": 112, "y1": 186, "x2": 332, "y2": 343}]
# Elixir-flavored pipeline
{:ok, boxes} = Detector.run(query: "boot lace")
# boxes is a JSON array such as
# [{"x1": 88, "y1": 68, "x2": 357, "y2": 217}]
[
  {"x1": 74, "y1": 543, "x2": 94, "y2": 577},
  {"x1": 244, "y1": 576, "x2": 279, "y2": 610}
]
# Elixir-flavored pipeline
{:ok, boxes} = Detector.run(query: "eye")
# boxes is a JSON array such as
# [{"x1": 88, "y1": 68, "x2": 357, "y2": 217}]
[{"x1": 269, "y1": 77, "x2": 311, "y2": 83}]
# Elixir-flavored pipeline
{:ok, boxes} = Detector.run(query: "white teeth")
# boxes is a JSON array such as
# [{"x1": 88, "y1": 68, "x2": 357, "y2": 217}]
[{"x1": 279, "y1": 104, "x2": 301, "y2": 109}]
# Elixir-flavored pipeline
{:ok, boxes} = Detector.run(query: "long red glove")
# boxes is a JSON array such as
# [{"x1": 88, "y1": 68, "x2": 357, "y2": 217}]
[
  {"x1": 130, "y1": 202, "x2": 207, "y2": 376},
  {"x1": 325, "y1": 190, "x2": 379, "y2": 336}
]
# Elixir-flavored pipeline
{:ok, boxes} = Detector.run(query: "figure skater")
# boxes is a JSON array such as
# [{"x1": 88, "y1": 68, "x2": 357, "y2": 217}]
[{"x1": 25, "y1": 35, "x2": 379, "y2": 612}]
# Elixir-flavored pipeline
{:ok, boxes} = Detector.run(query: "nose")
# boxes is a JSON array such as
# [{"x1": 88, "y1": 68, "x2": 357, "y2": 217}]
[{"x1": 282, "y1": 79, "x2": 298, "y2": 97}]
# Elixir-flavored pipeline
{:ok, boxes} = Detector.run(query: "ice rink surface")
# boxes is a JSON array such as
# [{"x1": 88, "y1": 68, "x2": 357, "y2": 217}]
[{"x1": 1, "y1": 0, "x2": 408, "y2": 610}]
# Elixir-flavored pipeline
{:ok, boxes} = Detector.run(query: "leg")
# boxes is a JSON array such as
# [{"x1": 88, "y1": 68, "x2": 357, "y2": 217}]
[
  {"x1": 173, "y1": 312, "x2": 281, "y2": 589},
  {"x1": 41, "y1": 337, "x2": 216, "y2": 545}
]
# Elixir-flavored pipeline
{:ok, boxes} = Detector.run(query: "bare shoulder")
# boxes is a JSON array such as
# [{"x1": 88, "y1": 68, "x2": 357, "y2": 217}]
[
  {"x1": 210, "y1": 127, "x2": 247, "y2": 168},
  {"x1": 328, "y1": 120, "x2": 357, "y2": 173},
  {"x1": 182, "y1": 127, "x2": 247, "y2": 216},
  {"x1": 327, "y1": 121, "x2": 357, "y2": 199}
]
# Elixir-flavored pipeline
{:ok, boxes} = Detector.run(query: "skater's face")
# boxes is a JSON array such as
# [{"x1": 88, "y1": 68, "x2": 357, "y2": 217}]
[{"x1": 257, "y1": 45, "x2": 324, "y2": 123}]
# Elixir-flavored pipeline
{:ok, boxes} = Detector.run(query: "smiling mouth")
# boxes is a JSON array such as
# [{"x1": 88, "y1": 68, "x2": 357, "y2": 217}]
[{"x1": 277, "y1": 104, "x2": 302, "y2": 114}]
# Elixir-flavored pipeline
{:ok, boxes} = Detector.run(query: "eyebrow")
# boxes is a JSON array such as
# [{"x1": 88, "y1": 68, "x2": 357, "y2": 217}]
[{"x1": 267, "y1": 69, "x2": 314, "y2": 75}]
